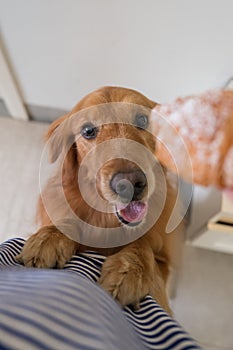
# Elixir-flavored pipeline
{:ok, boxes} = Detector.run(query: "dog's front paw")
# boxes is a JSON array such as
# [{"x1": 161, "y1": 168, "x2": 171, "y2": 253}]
[
  {"x1": 17, "y1": 226, "x2": 78, "y2": 268},
  {"x1": 98, "y1": 252, "x2": 153, "y2": 308}
]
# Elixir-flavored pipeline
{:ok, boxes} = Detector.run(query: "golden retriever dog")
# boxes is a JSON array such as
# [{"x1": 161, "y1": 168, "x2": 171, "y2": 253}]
[{"x1": 18, "y1": 86, "x2": 183, "y2": 313}]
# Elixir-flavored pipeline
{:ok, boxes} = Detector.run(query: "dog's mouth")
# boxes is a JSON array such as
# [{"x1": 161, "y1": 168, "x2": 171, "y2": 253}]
[{"x1": 115, "y1": 201, "x2": 148, "y2": 226}]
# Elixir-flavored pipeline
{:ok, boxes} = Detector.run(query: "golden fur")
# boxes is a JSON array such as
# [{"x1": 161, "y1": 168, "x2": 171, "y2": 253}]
[{"x1": 18, "y1": 86, "x2": 183, "y2": 313}]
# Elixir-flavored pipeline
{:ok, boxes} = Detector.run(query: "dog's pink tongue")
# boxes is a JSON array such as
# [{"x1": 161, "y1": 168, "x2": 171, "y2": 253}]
[{"x1": 119, "y1": 201, "x2": 148, "y2": 223}]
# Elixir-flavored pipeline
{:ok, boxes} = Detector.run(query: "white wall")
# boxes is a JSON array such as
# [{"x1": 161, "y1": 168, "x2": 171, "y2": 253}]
[{"x1": 0, "y1": 0, "x2": 233, "y2": 110}]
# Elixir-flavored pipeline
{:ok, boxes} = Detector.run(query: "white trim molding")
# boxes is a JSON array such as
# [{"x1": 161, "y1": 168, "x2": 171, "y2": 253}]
[{"x1": 0, "y1": 43, "x2": 29, "y2": 120}]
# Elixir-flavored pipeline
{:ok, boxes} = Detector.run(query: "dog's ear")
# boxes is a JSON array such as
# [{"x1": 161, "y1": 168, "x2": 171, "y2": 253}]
[
  {"x1": 46, "y1": 113, "x2": 79, "y2": 184},
  {"x1": 46, "y1": 113, "x2": 74, "y2": 163}
]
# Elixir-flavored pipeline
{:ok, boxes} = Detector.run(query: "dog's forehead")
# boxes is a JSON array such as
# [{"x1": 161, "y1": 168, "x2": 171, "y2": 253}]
[{"x1": 70, "y1": 102, "x2": 151, "y2": 130}]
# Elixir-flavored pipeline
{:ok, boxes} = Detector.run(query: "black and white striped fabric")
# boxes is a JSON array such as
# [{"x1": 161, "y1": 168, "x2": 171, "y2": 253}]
[{"x1": 0, "y1": 238, "x2": 202, "y2": 350}]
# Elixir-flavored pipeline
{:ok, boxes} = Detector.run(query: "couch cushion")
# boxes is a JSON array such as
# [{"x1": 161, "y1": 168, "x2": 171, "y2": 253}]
[{"x1": 0, "y1": 117, "x2": 48, "y2": 242}]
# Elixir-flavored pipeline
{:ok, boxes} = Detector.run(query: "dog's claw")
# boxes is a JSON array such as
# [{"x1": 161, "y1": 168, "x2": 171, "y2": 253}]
[
  {"x1": 18, "y1": 226, "x2": 78, "y2": 268},
  {"x1": 99, "y1": 252, "x2": 152, "y2": 307}
]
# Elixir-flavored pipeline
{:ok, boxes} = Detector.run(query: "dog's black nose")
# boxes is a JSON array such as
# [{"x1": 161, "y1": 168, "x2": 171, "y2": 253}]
[{"x1": 110, "y1": 170, "x2": 147, "y2": 202}]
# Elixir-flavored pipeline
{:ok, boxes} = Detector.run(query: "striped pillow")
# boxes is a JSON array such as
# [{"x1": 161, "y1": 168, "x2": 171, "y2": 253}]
[{"x1": 0, "y1": 238, "x2": 201, "y2": 350}]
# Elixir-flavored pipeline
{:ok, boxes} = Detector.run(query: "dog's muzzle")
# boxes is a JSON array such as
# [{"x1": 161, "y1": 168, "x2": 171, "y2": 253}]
[{"x1": 110, "y1": 170, "x2": 148, "y2": 226}]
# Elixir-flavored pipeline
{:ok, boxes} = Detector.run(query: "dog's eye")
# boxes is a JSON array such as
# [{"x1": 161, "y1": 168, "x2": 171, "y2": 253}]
[
  {"x1": 135, "y1": 114, "x2": 148, "y2": 130},
  {"x1": 81, "y1": 123, "x2": 98, "y2": 139}
]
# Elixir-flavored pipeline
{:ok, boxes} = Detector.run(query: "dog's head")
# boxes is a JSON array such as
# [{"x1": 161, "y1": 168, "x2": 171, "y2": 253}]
[{"x1": 46, "y1": 86, "x2": 166, "y2": 228}]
